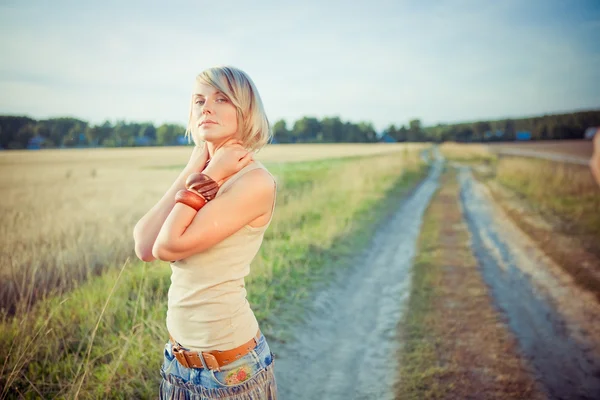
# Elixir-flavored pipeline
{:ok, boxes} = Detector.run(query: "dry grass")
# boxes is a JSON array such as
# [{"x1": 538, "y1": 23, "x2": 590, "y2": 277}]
[
  {"x1": 0, "y1": 145, "x2": 427, "y2": 398},
  {"x1": 439, "y1": 142, "x2": 497, "y2": 163},
  {"x1": 494, "y1": 157, "x2": 600, "y2": 237},
  {"x1": 0, "y1": 143, "x2": 424, "y2": 315}
]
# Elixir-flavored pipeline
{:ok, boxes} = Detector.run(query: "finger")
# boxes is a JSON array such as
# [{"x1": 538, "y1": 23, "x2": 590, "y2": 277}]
[
  {"x1": 233, "y1": 148, "x2": 249, "y2": 159},
  {"x1": 239, "y1": 151, "x2": 254, "y2": 167}
]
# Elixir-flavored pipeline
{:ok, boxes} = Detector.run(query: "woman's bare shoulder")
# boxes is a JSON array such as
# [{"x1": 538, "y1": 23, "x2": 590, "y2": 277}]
[{"x1": 235, "y1": 163, "x2": 276, "y2": 192}]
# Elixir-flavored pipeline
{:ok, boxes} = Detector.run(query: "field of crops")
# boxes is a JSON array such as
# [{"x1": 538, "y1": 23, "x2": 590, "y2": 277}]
[
  {"x1": 0, "y1": 143, "x2": 428, "y2": 398},
  {"x1": 487, "y1": 139, "x2": 594, "y2": 161},
  {"x1": 2, "y1": 141, "x2": 598, "y2": 398}
]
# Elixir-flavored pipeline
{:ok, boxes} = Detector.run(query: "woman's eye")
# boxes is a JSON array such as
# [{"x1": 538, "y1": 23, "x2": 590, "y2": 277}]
[
  {"x1": 195, "y1": 100, "x2": 205, "y2": 105},
  {"x1": 217, "y1": 98, "x2": 227, "y2": 103}
]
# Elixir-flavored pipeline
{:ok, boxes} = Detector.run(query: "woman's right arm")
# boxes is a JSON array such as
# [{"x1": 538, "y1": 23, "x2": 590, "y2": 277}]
[{"x1": 133, "y1": 145, "x2": 209, "y2": 262}]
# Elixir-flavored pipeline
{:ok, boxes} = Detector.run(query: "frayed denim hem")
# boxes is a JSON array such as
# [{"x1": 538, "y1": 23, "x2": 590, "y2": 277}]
[{"x1": 159, "y1": 361, "x2": 277, "y2": 400}]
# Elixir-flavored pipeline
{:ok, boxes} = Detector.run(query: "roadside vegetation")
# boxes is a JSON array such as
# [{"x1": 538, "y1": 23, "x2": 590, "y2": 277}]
[
  {"x1": 0, "y1": 143, "x2": 416, "y2": 315},
  {"x1": 0, "y1": 148, "x2": 428, "y2": 398}
]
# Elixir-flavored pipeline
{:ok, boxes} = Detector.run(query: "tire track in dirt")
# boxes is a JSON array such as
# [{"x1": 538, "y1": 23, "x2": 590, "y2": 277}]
[
  {"x1": 458, "y1": 166, "x2": 600, "y2": 400},
  {"x1": 273, "y1": 152, "x2": 443, "y2": 399}
]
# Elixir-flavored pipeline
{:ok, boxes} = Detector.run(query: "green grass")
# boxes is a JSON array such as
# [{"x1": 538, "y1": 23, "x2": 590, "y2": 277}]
[
  {"x1": 395, "y1": 172, "x2": 448, "y2": 399},
  {"x1": 0, "y1": 151, "x2": 428, "y2": 398}
]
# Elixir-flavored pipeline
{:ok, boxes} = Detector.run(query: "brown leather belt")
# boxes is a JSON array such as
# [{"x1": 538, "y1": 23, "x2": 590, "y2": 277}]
[{"x1": 169, "y1": 330, "x2": 261, "y2": 371}]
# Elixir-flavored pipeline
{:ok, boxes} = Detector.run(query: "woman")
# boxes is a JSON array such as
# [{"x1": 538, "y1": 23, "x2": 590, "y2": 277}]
[{"x1": 133, "y1": 66, "x2": 278, "y2": 399}]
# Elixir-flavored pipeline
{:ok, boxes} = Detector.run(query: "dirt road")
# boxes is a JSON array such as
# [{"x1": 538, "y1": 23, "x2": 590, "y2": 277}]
[
  {"x1": 488, "y1": 147, "x2": 590, "y2": 165},
  {"x1": 273, "y1": 151, "x2": 443, "y2": 399},
  {"x1": 487, "y1": 139, "x2": 593, "y2": 165},
  {"x1": 273, "y1": 148, "x2": 600, "y2": 399},
  {"x1": 459, "y1": 166, "x2": 600, "y2": 399}
]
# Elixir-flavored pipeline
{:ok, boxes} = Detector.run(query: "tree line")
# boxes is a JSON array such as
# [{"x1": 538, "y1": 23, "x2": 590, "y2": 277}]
[
  {"x1": 411, "y1": 109, "x2": 600, "y2": 143},
  {"x1": 0, "y1": 109, "x2": 598, "y2": 150}
]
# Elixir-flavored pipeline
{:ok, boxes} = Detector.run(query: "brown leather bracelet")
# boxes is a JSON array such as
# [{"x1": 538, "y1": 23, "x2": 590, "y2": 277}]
[
  {"x1": 186, "y1": 172, "x2": 219, "y2": 201},
  {"x1": 175, "y1": 189, "x2": 207, "y2": 211}
]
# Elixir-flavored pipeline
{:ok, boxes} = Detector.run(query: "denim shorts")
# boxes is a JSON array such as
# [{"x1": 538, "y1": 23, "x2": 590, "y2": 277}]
[{"x1": 159, "y1": 332, "x2": 278, "y2": 399}]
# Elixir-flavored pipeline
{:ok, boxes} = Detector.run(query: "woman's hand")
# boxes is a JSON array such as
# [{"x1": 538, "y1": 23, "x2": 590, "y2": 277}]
[
  {"x1": 186, "y1": 143, "x2": 210, "y2": 173},
  {"x1": 203, "y1": 142, "x2": 254, "y2": 183}
]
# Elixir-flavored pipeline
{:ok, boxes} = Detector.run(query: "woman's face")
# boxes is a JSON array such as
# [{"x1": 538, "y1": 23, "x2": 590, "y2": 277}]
[{"x1": 191, "y1": 81, "x2": 238, "y2": 145}]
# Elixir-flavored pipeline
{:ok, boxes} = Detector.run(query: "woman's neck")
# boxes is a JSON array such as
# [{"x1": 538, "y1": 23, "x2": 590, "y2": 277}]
[{"x1": 205, "y1": 137, "x2": 240, "y2": 158}]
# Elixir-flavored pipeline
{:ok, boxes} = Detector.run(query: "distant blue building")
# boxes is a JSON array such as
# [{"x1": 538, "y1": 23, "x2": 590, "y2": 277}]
[
  {"x1": 27, "y1": 135, "x2": 45, "y2": 149},
  {"x1": 134, "y1": 136, "x2": 153, "y2": 146},
  {"x1": 379, "y1": 133, "x2": 396, "y2": 143},
  {"x1": 516, "y1": 131, "x2": 531, "y2": 141},
  {"x1": 484, "y1": 129, "x2": 504, "y2": 140}
]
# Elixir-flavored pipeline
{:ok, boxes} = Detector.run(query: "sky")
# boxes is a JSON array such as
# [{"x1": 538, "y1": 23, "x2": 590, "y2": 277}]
[{"x1": 1, "y1": 0, "x2": 599, "y2": 131}]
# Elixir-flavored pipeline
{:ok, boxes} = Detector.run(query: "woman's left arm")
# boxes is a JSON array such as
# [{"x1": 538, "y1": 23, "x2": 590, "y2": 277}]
[{"x1": 152, "y1": 169, "x2": 275, "y2": 261}]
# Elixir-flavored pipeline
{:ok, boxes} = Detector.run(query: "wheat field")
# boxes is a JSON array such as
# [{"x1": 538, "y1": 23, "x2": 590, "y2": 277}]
[
  {"x1": 0, "y1": 143, "x2": 428, "y2": 398},
  {"x1": 0, "y1": 143, "x2": 423, "y2": 315}
]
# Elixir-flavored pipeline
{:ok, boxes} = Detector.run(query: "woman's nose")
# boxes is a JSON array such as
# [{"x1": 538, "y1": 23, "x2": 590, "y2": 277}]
[
  {"x1": 201, "y1": 101, "x2": 214, "y2": 114},
  {"x1": 202, "y1": 104, "x2": 212, "y2": 114}
]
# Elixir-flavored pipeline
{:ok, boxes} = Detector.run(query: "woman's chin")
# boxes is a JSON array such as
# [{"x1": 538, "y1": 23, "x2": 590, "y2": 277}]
[{"x1": 201, "y1": 133, "x2": 238, "y2": 144}]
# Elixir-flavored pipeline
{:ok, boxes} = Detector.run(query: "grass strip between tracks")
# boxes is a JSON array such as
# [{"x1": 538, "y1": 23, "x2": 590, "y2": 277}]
[{"x1": 396, "y1": 167, "x2": 544, "y2": 400}]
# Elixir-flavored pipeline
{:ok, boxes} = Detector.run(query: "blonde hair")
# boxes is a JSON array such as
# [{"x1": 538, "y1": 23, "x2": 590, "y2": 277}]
[{"x1": 185, "y1": 66, "x2": 271, "y2": 152}]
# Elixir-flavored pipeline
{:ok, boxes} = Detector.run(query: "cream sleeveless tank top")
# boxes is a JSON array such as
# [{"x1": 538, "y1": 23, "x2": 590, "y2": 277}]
[{"x1": 166, "y1": 161, "x2": 276, "y2": 352}]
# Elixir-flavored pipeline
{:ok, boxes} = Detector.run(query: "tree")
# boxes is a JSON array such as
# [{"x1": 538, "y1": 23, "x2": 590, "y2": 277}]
[
  {"x1": 272, "y1": 119, "x2": 290, "y2": 143},
  {"x1": 156, "y1": 124, "x2": 185, "y2": 145},
  {"x1": 396, "y1": 125, "x2": 408, "y2": 142},
  {"x1": 503, "y1": 119, "x2": 516, "y2": 140},
  {"x1": 140, "y1": 123, "x2": 157, "y2": 140},
  {"x1": 357, "y1": 122, "x2": 377, "y2": 142},
  {"x1": 473, "y1": 121, "x2": 491, "y2": 141},
  {"x1": 14, "y1": 123, "x2": 35, "y2": 148},
  {"x1": 407, "y1": 119, "x2": 423, "y2": 141},
  {"x1": 292, "y1": 117, "x2": 321, "y2": 142},
  {"x1": 320, "y1": 117, "x2": 344, "y2": 142}
]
